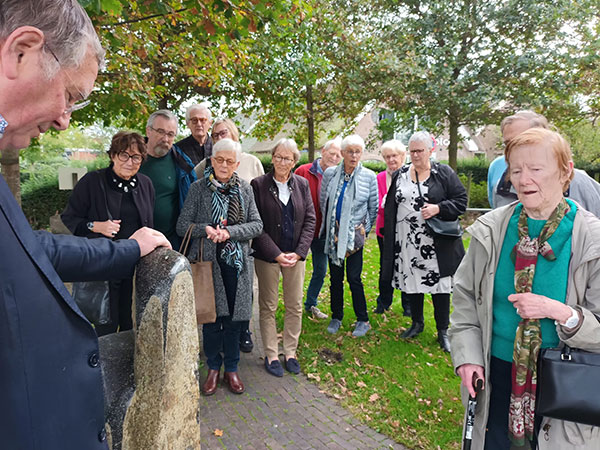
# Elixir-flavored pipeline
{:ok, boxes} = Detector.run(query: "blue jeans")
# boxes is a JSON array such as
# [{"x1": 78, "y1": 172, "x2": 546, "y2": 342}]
[
  {"x1": 304, "y1": 237, "x2": 328, "y2": 310},
  {"x1": 202, "y1": 259, "x2": 241, "y2": 372}
]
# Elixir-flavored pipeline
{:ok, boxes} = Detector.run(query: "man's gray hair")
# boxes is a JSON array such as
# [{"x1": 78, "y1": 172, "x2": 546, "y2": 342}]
[
  {"x1": 147, "y1": 110, "x2": 178, "y2": 133},
  {"x1": 0, "y1": 0, "x2": 105, "y2": 79},
  {"x1": 408, "y1": 131, "x2": 434, "y2": 150},
  {"x1": 186, "y1": 103, "x2": 212, "y2": 122},
  {"x1": 322, "y1": 137, "x2": 342, "y2": 153},
  {"x1": 341, "y1": 134, "x2": 365, "y2": 151},
  {"x1": 213, "y1": 138, "x2": 242, "y2": 162},
  {"x1": 500, "y1": 110, "x2": 549, "y2": 134}
]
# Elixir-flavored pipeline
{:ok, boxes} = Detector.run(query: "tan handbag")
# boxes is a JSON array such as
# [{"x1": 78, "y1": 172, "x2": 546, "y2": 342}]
[{"x1": 180, "y1": 224, "x2": 217, "y2": 324}]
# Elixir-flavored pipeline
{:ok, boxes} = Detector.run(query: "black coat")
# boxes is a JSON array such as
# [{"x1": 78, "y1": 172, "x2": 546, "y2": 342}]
[
  {"x1": 175, "y1": 134, "x2": 213, "y2": 166},
  {"x1": 61, "y1": 167, "x2": 154, "y2": 238},
  {"x1": 382, "y1": 162, "x2": 467, "y2": 279},
  {"x1": 0, "y1": 173, "x2": 140, "y2": 449},
  {"x1": 251, "y1": 172, "x2": 316, "y2": 262}
]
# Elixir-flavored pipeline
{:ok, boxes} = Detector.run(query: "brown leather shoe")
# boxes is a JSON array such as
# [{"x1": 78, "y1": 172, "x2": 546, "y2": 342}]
[
  {"x1": 202, "y1": 369, "x2": 220, "y2": 396},
  {"x1": 223, "y1": 371, "x2": 245, "y2": 394}
]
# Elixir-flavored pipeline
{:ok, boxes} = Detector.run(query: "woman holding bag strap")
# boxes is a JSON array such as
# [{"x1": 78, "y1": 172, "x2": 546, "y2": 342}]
[
  {"x1": 381, "y1": 131, "x2": 466, "y2": 352},
  {"x1": 176, "y1": 138, "x2": 262, "y2": 396}
]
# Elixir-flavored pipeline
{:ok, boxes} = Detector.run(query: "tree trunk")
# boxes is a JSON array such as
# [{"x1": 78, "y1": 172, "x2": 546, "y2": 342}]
[
  {"x1": 448, "y1": 112, "x2": 459, "y2": 171},
  {"x1": 306, "y1": 83, "x2": 315, "y2": 162},
  {"x1": 0, "y1": 148, "x2": 21, "y2": 205}
]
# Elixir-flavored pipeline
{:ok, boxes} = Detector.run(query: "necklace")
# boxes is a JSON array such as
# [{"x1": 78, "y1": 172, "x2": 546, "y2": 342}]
[{"x1": 344, "y1": 172, "x2": 352, "y2": 182}]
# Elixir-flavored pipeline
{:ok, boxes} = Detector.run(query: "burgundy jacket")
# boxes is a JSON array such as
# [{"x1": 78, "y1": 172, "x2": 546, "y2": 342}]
[{"x1": 251, "y1": 172, "x2": 316, "y2": 262}]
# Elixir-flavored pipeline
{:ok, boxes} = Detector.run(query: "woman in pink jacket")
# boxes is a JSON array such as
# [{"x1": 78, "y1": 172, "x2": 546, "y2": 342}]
[{"x1": 374, "y1": 140, "x2": 409, "y2": 315}]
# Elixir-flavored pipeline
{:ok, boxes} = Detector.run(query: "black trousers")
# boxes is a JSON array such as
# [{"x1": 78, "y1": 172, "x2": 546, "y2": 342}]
[
  {"x1": 329, "y1": 249, "x2": 369, "y2": 322},
  {"x1": 485, "y1": 356, "x2": 541, "y2": 449},
  {"x1": 404, "y1": 292, "x2": 449, "y2": 331}
]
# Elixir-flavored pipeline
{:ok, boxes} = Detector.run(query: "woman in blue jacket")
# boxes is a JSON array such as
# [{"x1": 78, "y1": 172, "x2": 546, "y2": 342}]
[{"x1": 320, "y1": 135, "x2": 378, "y2": 337}]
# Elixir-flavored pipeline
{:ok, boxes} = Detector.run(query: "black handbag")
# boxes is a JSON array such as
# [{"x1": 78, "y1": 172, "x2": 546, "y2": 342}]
[
  {"x1": 71, "y1": 280, "x2": 111, "y2": 325},
  {"x1": 71, "y1": 178, "x2": 113, "y2": 326},
  {"x1": 414, "y1": 169, "x2": 463, "y2": 239},
  {"x1": 536, "y1": 344, "x2": 600, "y2": 427}
]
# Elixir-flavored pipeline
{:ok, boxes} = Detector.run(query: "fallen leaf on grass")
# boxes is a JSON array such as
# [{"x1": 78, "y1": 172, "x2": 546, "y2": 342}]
[
  {"x1": 369, "y1": 393, "x2": 380, "y2": 402},
  {"x1": 357, "y1": 381, "x2": 367, "y2": 388},
  {"x1": 354, "y1": 357, "x2": 362, "y2": 367},
  {"x1": 307, "y1": 373, "x2": 321, "y2": 382},
  {"x1": 213, "y1": 429, "x2": 223, "y2": 437}
]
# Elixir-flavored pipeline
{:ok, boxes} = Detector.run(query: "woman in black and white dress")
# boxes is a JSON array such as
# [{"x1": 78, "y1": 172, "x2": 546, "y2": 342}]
[{"x1": 381, "y1": 131, "x2": 466, "y2": 352}]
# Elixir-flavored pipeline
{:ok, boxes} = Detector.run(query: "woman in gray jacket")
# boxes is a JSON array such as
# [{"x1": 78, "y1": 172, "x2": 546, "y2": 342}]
[
  {"x1": 320, "y1": 134, "x2": 378, "y2": 337},
  {"x1": 177, "y1": 138, "x2": 262, "y2": 396},
  {"x1": 450, "y1": 128, "x2": 600, "y2": 449}
]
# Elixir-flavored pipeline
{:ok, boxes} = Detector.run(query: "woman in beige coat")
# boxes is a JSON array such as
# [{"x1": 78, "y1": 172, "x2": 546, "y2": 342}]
[{"x1": 449, "y1": 128, "x2": 600, "y2": 449}]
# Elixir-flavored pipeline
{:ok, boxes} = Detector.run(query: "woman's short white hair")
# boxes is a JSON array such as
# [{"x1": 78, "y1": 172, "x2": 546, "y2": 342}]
[
  {"x1": 341, "y1": 134, "x2": 365, "y2": 151},
  {"x1": 380, "y1": 139, "x2": 406, "y2": 155},
  {"x1": 408, "y1": 131, "x2": 433, "y2": 150},
  {"x1": 213, "y1": 138, "x2": 242, "y2": 161},
  {"x1": 272, "y1": 138, "x2": 301, "y2": 163}
]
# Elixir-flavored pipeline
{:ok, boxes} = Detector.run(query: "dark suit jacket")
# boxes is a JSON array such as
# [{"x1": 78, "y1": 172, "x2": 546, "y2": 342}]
[
  {"x1": 251, "y1": 172, "x2": 316, "y2": 262},
  {"x1": 0, "y1": 173, "x2": 140, "y2": 449}
]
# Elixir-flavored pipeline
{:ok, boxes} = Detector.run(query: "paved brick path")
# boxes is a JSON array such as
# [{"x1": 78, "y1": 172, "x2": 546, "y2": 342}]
[{"x1": 198, "y1": 301, "x2": 408, "y2": 449}]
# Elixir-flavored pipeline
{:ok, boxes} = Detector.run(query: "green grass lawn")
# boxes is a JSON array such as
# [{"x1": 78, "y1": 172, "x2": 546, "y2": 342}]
[{"x1": 277, "y1": 234, "x2": 465, "y2": 450}]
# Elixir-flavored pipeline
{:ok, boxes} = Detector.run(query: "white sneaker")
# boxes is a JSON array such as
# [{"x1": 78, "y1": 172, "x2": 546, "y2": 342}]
[{"x1": 310, "y1": 306, "x2": 328, "y2": 319}]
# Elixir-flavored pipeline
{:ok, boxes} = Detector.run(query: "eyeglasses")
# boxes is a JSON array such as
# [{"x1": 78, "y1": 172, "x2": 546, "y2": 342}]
[
  {"x1": 409, "y1": 149, "x2": 426, "y2": 154},
  {"x1": 44, "y1": 44, "x2": 91, "y2": 115},
  {"x1": 189, "y1": 117, "x2": 209, "y2": 125},
  {"x1": 212, "y1": 129, "x2": 229, "y2": 140},
  {"x1": 117, "y1": 152, "x2": 143, "y2": 164},
  {"x1": 345, "y1": 150, "x2": 362, "y2": 156},
  {"x1": 273, "y1": 155, "x2": 294, "y2": 164},
  {"x1": 149, "y1": 126, "x2": 176, "y2": 139},
  {"x1": 212, "y1": 156, "x2": 237, "y2": 166}
]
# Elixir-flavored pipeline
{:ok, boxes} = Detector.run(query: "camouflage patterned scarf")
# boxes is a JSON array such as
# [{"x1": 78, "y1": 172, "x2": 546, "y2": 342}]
[{"x1": 508, "y1": 198, "x2": 569, "y2": 447}]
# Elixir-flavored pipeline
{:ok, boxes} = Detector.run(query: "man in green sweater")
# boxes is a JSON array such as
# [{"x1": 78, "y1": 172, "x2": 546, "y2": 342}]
[{"x1": 140, "y1": 109, "x2": 197, "y2": 249}]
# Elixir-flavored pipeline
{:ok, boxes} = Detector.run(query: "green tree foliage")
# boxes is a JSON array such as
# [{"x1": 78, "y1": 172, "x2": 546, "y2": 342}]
[
  {"x1": 221, "y1": 1, "x2": 369, "y2": 160},
  {"x1": 79, "y1": 0, "x2": 303, "y2": 128},
  {"x1": 347, "y1": 0, "x2": 599, "y2": 169}
]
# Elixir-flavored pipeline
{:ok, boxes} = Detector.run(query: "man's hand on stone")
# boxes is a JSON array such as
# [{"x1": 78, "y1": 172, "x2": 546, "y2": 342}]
[{"x1": 129, "y1": 227, "x2": 172, "y2": 257}]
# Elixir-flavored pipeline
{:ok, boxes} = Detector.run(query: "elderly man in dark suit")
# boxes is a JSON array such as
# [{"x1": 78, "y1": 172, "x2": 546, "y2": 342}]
[{"x1": 0, "y1": 1, "x2": 170, "y2": 449}]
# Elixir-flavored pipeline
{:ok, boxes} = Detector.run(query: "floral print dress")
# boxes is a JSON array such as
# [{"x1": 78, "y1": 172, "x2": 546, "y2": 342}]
[{"x1": 391, "y1": 170, "x2": 452, "y2": 294}]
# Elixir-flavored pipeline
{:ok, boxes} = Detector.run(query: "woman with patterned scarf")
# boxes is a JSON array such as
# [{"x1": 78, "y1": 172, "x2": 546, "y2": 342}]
[
  {"x1": 176, "y1": 138, "x2": 262, "y2": 396},
  {"x1": 320, "y1": 134, "x2": 378, "y2": 337},
  {"x1": 450, "y1": 128, "x2": 600, "y2": 449}
]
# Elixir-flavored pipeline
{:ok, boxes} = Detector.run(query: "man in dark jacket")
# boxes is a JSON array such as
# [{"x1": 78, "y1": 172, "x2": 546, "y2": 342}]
[
  {"x1": 0, "y1": 1, "x2": 170, "y2": 448},
  {"x1": 140, "y1": 109, "x2": 197, "y2": 249},
  {"x1": 175, "y1": 103, "x2": 213, "y2": 165},
  {"x1": 295, "y1": 138, "x2": 342, "y2": 319}
]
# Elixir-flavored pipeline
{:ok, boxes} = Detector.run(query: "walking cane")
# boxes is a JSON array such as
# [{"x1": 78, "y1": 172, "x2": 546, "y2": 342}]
[{"x1": 463, "y1": 373, "x2": 483, "y2": 450}]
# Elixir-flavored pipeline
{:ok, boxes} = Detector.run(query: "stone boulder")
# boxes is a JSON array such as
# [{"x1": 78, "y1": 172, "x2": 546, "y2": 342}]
[{"x1": 99, "y1": 247, "x2": 201, "y2": 450}]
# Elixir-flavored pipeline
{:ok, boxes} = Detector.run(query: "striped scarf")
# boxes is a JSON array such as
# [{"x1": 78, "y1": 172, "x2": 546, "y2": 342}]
[
  {"x1": 204, "y1": 166, "x2": 245, "y2": 273},
  {"x1": 508, "y1": 198, "x2": 569, "y2": 448}
]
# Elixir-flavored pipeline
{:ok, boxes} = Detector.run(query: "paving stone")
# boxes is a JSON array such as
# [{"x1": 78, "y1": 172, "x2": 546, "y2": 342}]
[{"x1": 197, "y1": 298, "x2": 410, "y2": 449}]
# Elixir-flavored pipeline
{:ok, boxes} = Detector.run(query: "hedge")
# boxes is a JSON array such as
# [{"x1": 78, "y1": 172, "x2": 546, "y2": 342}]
[{"x1": 22, "y1": 155, "x2": 490, "y2": 230}]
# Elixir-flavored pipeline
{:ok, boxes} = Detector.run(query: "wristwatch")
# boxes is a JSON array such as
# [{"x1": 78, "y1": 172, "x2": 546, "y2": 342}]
[
  {"x1": 86, "y1": 221, "x2": 94, "y2": 231},
  {"x1": 558, "y1": 306, "x2": 580, "y2": 329}
]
